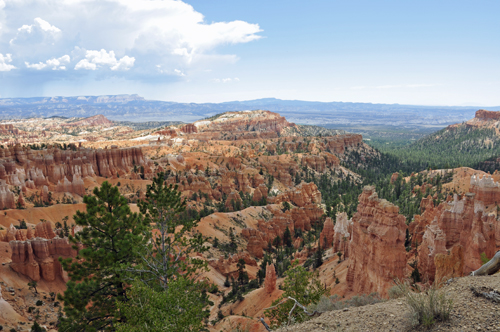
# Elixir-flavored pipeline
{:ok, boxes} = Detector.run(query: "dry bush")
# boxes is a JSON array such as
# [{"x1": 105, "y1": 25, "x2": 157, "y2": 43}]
[{"x1": 395, "y1": 280, "x2": 453, "y2": 328}]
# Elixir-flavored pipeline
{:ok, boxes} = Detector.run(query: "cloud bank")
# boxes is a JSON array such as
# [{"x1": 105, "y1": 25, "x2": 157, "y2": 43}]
[{"x1": 0, "y1": 0, "x2": 262, "y2": 86}]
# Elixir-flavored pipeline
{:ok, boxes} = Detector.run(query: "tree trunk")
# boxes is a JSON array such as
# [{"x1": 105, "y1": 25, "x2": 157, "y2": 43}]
[{"x1": 471, "y1": 251, "x2": 500, "y2": 276}]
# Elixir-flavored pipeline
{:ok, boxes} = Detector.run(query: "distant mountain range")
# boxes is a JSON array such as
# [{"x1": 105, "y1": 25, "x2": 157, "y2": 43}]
[{"x1": 1, "y1": 94, "x2": 499, "y2": 129}]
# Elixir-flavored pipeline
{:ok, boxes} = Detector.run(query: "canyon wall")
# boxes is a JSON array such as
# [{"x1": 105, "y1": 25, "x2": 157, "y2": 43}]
[{"x1": 346, "y1": 186, "x2": 407, "y2": 297}]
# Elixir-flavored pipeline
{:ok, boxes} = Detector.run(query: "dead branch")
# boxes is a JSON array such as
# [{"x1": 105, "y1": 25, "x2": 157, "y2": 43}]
[
  {"x1": 471, "y1": 251, "x2": 500, "y2": 276},
  {"x1": 262, "y1": 296, "x2": 322, "y2": 329},
  {"x1": 470, "y1": 286, "x2": 500, "y2": 303}
]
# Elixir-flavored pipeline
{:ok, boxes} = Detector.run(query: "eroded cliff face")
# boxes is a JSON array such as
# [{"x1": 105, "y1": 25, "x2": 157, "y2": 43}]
[
  {"x1": 193, "y1": 111, "x2": 295, "y2": 136},
  {"x1": 410, "y1": 190, "x2": 498, "y2": 283},
  {"x1": 241, "y1": 184, "x2": 323, "y2": 258},
  {"x1": 8, "y1": 222, "x2": 76, "y2": 282},
  {"x1": 0, "y1": 144, "x2": 149, "y2": 208},
  {"x1": 346, "y1": 186, "x2": 407, "y2": 297}
]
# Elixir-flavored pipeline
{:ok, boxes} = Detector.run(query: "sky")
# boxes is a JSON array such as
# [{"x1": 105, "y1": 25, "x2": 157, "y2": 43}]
[{"x1": 0, "y1": 0, "x2": 499, "y2": 106}]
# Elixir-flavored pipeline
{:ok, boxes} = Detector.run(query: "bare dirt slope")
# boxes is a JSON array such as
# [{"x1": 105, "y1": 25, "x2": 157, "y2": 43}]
[{"x1": 275, "y1": 274, "x2": 500, "y2": 332}]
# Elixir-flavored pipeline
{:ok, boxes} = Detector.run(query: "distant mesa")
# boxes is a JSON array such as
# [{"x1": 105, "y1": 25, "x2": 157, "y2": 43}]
[{"x1": 475, "y1": 109, "x2": 500, "y2": 121}]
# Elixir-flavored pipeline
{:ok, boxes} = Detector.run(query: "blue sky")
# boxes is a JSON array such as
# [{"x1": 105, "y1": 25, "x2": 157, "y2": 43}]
[{"x1": 0, "y1": 0, "x2": 499, "y2": 106}]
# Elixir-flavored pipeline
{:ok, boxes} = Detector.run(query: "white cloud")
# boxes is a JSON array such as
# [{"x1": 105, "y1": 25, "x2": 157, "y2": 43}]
[
  {"x1": 10, "y1": 17, "x2": 61, "y2": 45},
  {"x1": 0, "y1": 53, "x2": 16, "y2": 71},
  {"x1": 25, "y1": 55, "x2": 70, "y2": 70},
  {"x1": 212, "y1": 77, "x2": 240, "y2": 83},
  {"x1": 0, "y1": 0, "x2": 261, "y2": 77},
  {"x1": 74, "y1": 49, "x2": 135, "y2": 71}
]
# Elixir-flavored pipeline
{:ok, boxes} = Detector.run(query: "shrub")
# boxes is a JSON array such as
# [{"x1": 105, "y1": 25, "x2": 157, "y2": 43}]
[
  {"x1": 395, "y1": 280, "x2": 453, "y2": 328},
  {"x1": 35, "y1": 300, "x2": 43, "y2": 306}
]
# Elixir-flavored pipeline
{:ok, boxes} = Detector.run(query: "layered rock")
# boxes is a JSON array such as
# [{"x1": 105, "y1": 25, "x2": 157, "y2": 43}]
[
  {"x1": 346, "y1": 186, "x2": 407, "y2": 297},
  {"x1": 333, "y1": 212, "x2": 353, "y2": 256},
  {"x1": 470, "y1": 174, "x2": 500, "y2": 206},
  {"x1": 410, "y1": 191, "x2": 498, "y2": 282},
  {"x1": 0, "y1": 180, "x2": 15, "y2": 210},
  {"x1": 319, "y1": 217, "x2": 335, "y2": 248},
  {"x1": 474, "y1": 109, "x2": 500, "y2": 121},
  {"x1": 0, "y1": 144, "x2": 148, "y2": 199},
  {"x1": 264, "y1": 263, "x2": 277, "y2": 293},
  {"x1": 9, "y1": 222, "x2": 75, "y2": 281},
  {"x1": 208, "y1": 252, "x2": 257, "y2": 278},
  {"x1": 434, "y1": 244, "x2": 464, "y2": 283},
  {"x1": 193, "y1": 110, "x2": 295, "y2": 136},
  {"x1": 242, "y1": 202, "x2": 323, "y2": 258}
]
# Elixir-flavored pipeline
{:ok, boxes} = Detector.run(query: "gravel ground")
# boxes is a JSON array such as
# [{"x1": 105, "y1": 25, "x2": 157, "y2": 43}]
[{"x1": 275, "y1": 274, "x2": 500, "y2": 332}]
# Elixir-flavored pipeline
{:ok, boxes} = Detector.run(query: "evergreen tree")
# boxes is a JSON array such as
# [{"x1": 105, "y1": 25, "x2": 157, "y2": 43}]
[
  {"x1": 283, "y1": 226, "x2": 292, "y2": 248},
  {"x1": 135, "y1": 172, "x2": 207, "y2": 289},
  {"x1": 59, "y1": 181, "x2": 149, "y2": 331}
]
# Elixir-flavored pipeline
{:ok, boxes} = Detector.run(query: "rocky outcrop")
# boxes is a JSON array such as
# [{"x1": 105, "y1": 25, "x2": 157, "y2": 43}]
[
  {"x1": 319, "y1": 217, "x2": 335, "y2": 248},
  {"x1": 61, "y1": 114, "x2": 113, "y2": 127},
  {"x1": 0, "y1": 145, "x2": 148, "y2": 198},
  {"x1": 410, "y1": 192, "x2": 498, "y2": 282},
  {"x1": 181, "y1": 124, "x2": 198, "y2": 134},
  {"x1": 434, "y1": 244, "x2": 464, "y2": 283},
  {"x1": 264, "y1": 263, "x2": 277, "y2": 293},
  {"x1": 347, "y1": 186, "x2": 407, "y2": 297},
  {"x1": 470, "y1": 174, "x2": 500, "y2": 206},
  {"x1": 333, "y1": 212, "x2": 353, "y2": 256},
  {"x1": 474, "y1": 109, "x2": 500, "y2": 121},
  {"x1": 208, "y1": 252, "x2": 257, "y2": 278},
  {"x1": 270, "y1": 182, "x2": 322, "y2": 207},
  {"x1": 193, "y1": 110, "x2": 295, "y2": 136},
  {"x1": 9, "y1": 222, "x2": 75, "y2": 281},
  {"x1": 242, "y1": 202, "x2": 323, "y2": 258},
  {"x1": 301, "y1": 153, "x2": 339, "y2": 173},
  {"x1": 417, "y1": 218, "x2": 447, "y2": 283},
  {"x1": 0, "y1": 180, "x2": 15, "y2": 210}
]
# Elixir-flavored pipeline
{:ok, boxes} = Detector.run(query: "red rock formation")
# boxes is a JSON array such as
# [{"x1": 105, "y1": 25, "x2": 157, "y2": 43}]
[
  {"x1": 0, "y1": 145, "x2": 147, "y2": 195},
  {"x1": 208, "y1": 252, "x2": 257, "y2": 278},
  {"x1": 333, "y1": 212, "x2": 352, "y2": 257},
  {"x1": 301, "y1": 153, "x2": 339, "y2": 173},
  {"x1": 9, "y1": 222, "x2": 75, "y2": 281},
  {"x1": 271, "y1": 182, "x2": 322, "y2": 207},
  {"x1": 181, "y1": 124, "x2": 198, "y2": 134},
  {"x1": 347, "y1": 186, "x2": 407, "y2": 297},
  {"x1": 16, "y1": 192, "x2": 25, "y2": 208},
  {"x1": 434, "y1": 245, "x2": 464, "y2": 283},
  {"x1": 193, "y1": 111, "x2": 295, "y2": 136},
  {"x1": 417, "y1": 218, "x2": 447, "y2": 283},
  {"x1": 0, "y1": 180, "x2": 15, "y2": 210},
  {"x1": 225, "y1": 191, "x2": 243, "y2": 212},
  {"x1": 410, "y1": 191, "x2": 498, "y2": 282},
  {"x1": 319, "y1": 217, "x2": 334, "y2": 248},
  {"x1": 475, "y1": 109, "x2": 500, "y2": 121},
  {"x1": 0, "y1": 124, "x2": 20, "y2": 135},
  {"x1": 470, "y1": 174, "x2": 500, "y2": 206},
  {"x1": 264, "y1": 263, "x2": 277, "y2": 293},
  {"x1": 61, "y1": 114, "x2": 113, "y2": 127}
]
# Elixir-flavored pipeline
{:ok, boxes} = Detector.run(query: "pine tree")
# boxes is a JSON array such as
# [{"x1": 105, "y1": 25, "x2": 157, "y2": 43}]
[
  {"x1": 59, "y1": 181, "x2": 149, "y2": 331},
  {"x1": 135, "y1": 172, "x2": 207, "y2": 289}
]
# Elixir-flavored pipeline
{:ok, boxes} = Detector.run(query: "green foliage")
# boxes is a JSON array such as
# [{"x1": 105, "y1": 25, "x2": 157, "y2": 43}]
[
  {"x1": 115, "y1": 279, "x2": 210, "y2": 332},
  {"x1": 480, "y1": 252, "x2": 491, "y2": 265},
  {"x1": 386, "y1": 126, "x2": 500, "y2": 170},
  {"x1": 265, "y1": 260, "x2": 328, "y2": 328},
  {"x1": 35, "y1": 300, "x2": 43, "y2": 306},
  {"x1": 135, "y1": 172, "x2": 207, "y2": 289},
  {"x1": 59, "y1": 181, "x2": 149, "y2": 331},
  {"x1": 28, "y1": 280, "x2": 38, "y2": 295},
  {"x1": 30, "y1": 322, "x2": 46, "y2": 332}
]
